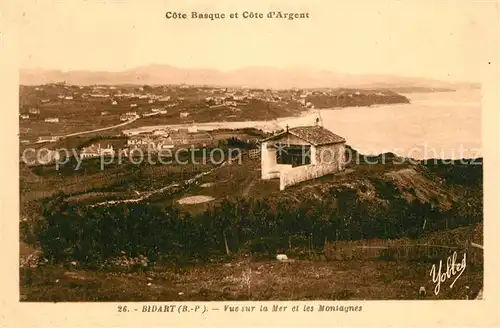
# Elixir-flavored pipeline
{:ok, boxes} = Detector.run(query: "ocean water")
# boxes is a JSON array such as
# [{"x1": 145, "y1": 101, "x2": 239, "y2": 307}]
[
  {"x1": 125, "y1": 90, "x2": 482, "y2": 160},
  {"x1": 283, "y1": 90, "x2": 482, "y2": 159}
]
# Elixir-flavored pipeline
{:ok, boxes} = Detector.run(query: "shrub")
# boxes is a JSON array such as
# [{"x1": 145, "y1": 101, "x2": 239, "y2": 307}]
[{"x1": 34, "y1": 182, "x2": 483, "y2": 266}]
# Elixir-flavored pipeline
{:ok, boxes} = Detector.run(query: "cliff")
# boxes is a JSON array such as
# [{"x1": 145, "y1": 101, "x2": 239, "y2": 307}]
[{"x1": 306, "y1": 89, "x2": 411, "y2": 109}]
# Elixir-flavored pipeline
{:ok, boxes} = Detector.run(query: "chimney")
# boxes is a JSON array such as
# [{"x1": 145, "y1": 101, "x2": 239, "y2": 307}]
[{"x1": 286, "y1": 124, "x2": 289, "y2": 133}]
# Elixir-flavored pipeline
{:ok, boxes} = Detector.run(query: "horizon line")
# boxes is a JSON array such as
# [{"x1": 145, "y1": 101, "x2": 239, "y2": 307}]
[{"x1": 19, "y1": 64, "x2": 481, "y2": 85}]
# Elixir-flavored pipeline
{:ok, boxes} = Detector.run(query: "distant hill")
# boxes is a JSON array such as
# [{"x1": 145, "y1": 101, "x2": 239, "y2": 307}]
[{"x1": 19, "y1": 65, "x2": 480, "y2": 90}]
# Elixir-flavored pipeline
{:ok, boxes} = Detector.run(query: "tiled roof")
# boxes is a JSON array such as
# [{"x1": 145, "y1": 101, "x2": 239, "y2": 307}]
[
  {"x1": 289, "y1": 126, "x2": 345, "y2": 146},
  {"x1": 262, "y1": 125, "x2": 345, "y2": 146}
]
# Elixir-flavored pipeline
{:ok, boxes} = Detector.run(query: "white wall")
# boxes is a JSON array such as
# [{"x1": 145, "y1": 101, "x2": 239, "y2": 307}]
[
  {"x1": 267, "y1": 164, "x2": 293, "y2": 179},
  {"x1": 262, "y1": 140, "x2": 346, "y2": 188},
  {"x1": 315, "y1": 143, "x2": 346, "y2": 170},
  {"x1": 279, "y1": 163, "x2": 340, "y2": 190},
  {"x1": 279, "y1": 141, "x2": 346, "y2": 190},
  {"x1": 261, "y1": 142, "x2": 277, "y2": 179}
]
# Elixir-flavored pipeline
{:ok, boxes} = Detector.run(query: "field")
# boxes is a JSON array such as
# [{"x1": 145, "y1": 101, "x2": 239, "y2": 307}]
[
  {"x1": 20, "y1": 223, "x2": 483, "y2": 302},
  {"x1": 20, "y1": 156, "x2": 217, "y2": 204},
  {"x1": 20, "y1": 259, "x2": 481, "y2": 302}
]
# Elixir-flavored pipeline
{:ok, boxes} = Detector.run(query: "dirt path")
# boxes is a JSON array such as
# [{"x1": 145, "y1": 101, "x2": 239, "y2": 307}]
[
  {"x1": 26, "y1": 117, "x2": 141, "y2": 146},
  {"x1": 63, "y1": 117, "x2": 139, "y2": 137},
  {"x1": 241, "y1": 176, "x2": 257, "y2": 197},
  {"x1": 90, "y1": 162, "x2": 227, "y2": 207}
]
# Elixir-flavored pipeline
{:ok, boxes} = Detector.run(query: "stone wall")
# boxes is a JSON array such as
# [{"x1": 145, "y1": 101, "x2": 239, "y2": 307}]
[
  {"x1": 267, "y1": 164, "x2": 293, "y2": 179},
  {"x1": 315, "y1": 143, "x2": 346, "y2": 171},
  {"x1": 279, "y1": 143, "x2": 346, "y2": 190},
  {"x1": 279, "y1": 163, "x2": 340, "y2": 190},
  {"x1": 263, "y1": 140, "x2": 346, "y2": 188}
]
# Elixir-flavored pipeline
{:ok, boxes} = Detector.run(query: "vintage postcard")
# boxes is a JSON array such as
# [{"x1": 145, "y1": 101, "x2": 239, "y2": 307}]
[{"x1": 1, "y1": 0, "x2": 499, "y2": 327}]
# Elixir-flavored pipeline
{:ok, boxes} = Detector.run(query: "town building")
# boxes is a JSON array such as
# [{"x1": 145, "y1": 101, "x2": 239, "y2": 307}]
[
  {"x1": 152, "y1": 128, "x2": 169, "y2": 136},
  {"x1": 37, "y1": 149, "x2": 62, "y2": 164},
  {"x1": 127, "y1": 135, "x2": 173, "y2": 151},
  {"x1": 260, "y1": 125, "x2": 346, "y2": 190},
  {"x1": 37, "y1": 136, "x2": 60, "y2": 143},
  {"x1": 164, "y1": 131, "x2": 189, "y2": 146},
  {"x1": 44, "y1": 117, "x2": 60, "y2": 123},
  {"x1": 224, "y1": 100, "x2": 238, "y2": 107},
  {"x1": 80, "y1": 144, "x2": 115, "y2": 159},
  {"x1": 120, "y1": 112, "x2": 138, "y2": 121}
]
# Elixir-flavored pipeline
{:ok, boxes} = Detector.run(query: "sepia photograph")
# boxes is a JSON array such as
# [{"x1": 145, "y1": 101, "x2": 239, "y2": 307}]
[{"x1": 16, "y1": 0, "x2": 487, "y2": 305}]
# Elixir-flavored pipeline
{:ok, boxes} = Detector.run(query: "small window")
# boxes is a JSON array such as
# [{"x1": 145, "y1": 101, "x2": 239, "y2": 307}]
[{"x1": 276, "y1": 145, "x2": 311, "y2": 167}]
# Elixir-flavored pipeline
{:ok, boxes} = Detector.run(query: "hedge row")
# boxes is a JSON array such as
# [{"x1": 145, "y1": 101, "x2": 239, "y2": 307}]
[{"x1": 23, "y1": 187, "x2": 483, "y2": 267}]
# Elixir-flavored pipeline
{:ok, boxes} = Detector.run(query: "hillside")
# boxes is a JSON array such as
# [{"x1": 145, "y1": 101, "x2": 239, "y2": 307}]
[
  {"x1": 20, "y1": 148, "x2": 483, "y2": 247},
  {"x1": 21, "y1": 223, "x2": 483, "y2": 302},
  {"x1": 305, "y1": 89, "x2": 410, "y2": 108},
  {"x1": 19, "y1": 146, "x2": 483, "y2": 301}
]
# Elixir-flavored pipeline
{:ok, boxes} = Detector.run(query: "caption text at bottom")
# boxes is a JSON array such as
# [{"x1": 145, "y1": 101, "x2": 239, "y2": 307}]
[{"x1": 118, "y1": 304, "x2": 363, "y2": 314}]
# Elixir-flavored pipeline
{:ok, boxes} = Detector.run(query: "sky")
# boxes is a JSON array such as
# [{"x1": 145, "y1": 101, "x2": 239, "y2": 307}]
[{"x1": 13, "y1": 0, "x2": 494, "y2": 82}]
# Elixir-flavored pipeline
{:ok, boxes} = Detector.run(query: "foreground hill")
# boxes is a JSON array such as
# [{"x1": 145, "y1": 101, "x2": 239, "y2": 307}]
[
  {"x1": 20, "y1": 147, "x2": 483, "y2": 255},
  {"x1": 21, "y1": 223, "x2": 483, "y2": 302},
  {"x1": 19, "y1": 146, "x2": 483, "y2": 301}
]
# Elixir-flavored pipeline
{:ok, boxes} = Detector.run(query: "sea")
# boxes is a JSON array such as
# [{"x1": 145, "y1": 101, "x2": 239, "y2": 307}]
[{"x1": 124, "y1": 89, "x2": 482, "y2": 160}]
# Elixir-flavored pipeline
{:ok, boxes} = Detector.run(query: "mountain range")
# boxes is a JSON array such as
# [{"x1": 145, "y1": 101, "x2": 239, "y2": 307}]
[{"x1": 19, "y1": 65, "x2": 480, "y2": 90}]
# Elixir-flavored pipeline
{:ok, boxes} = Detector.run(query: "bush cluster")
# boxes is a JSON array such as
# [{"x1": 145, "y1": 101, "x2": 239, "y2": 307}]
[{"x1": 25, "y1": 186, "x2": 483, "y2": 267}]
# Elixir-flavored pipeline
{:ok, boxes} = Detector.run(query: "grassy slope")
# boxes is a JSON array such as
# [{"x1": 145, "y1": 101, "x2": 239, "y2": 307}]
[
  {"x1": 157, "y1": 156, "x2": 468, "y2": 215},
  {"x1": 21, "y1": 260, "x2": 481, "y2": 301},
  {"x1": 20, "y1": 223, "x2": 483, "y2": 301},
  {"x1": 19, "y1": 146, "x2": 483, "y2": 301}
]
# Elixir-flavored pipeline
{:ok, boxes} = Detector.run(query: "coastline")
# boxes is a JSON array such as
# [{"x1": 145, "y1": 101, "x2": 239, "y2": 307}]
[
  {"x1": 122, "y1": 92, "x2": 422, "y2": 136},
  {"x1": 123, "y1": 107, "x2": 329, "y2": 135},
  {"x1": 118, "y1": 90, "x2": 482, "y2": 160},
  {"x1": 123, "y1": 112, "x2": 313, "y2": 135}
]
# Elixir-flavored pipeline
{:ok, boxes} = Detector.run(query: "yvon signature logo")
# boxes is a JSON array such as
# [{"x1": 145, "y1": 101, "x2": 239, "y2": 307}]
[{"x1": 429, "y1": 251, "x2": 467, "y2": 295}]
